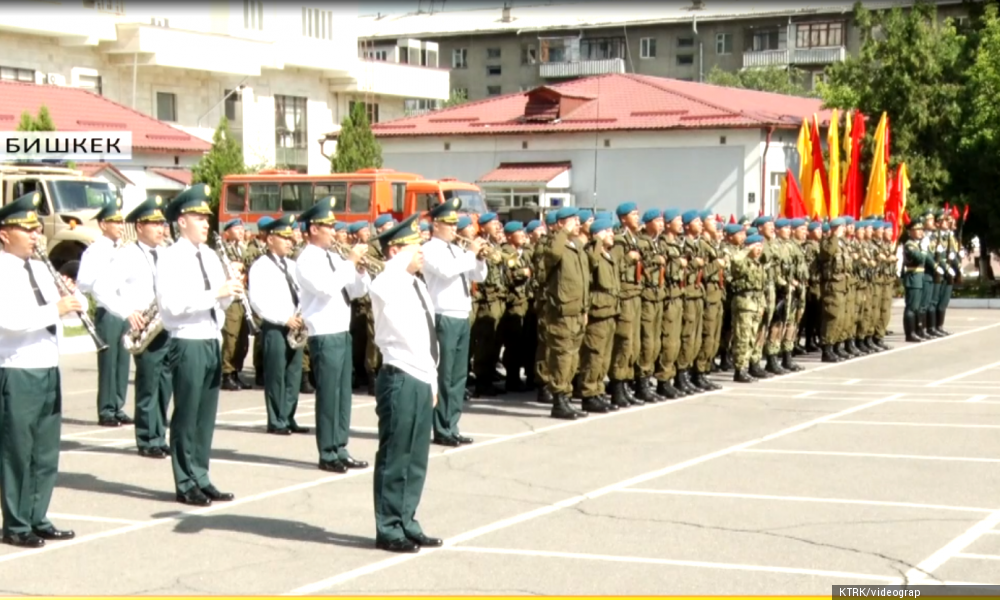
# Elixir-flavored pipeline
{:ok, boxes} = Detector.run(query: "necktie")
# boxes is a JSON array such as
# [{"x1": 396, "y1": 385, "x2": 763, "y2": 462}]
[
  {"x1": 326, "y1": 253, "x2": 352, "y2": 307},
  {"x1": 25, "y1": 260, "x2": 57, "y2": 335},
  {"x1": 195, "y1": 250, "x2": 217, "y2": 325},
  {"x1": 148, "y1": 248, "x2": 159, "y2": 294},
  {"x1": 150, "y1": 248, "x2": 158, "y2": 265},
  {"x1": 271, "y1": 254, "x2": 299, "y2": 305},
  {"x1": 412, "y1": 278, "x2": 439, "y2": 364},
  {"x1": 447, "y1": 244, "x2": 470, "y2": 297}
]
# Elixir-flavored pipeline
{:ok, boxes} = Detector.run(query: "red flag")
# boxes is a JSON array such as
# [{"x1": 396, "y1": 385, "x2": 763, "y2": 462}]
[
  {"x1": 903, "y1": 212, "x2": 910, "y2": 225},
  {"x1": 728, "y1": 214, "x2": 736, "y2": 224},
  {"x1": 809, "y1": 119, "x2": 831, "y2": 213},
  {"x1": 963, "y1": 205, "x2": 970, "y2": 222},
  {"x1": 944, "y1": 202, "x2": 950, "y2": 215},
  {"x1": 952, "y1": 205, "x2": 960, "y2": 221},
  {"x1": 783, "y1": 169, "x2": 808, "y2": 219},
  {"x1": 843, "y1": 111, "x2": 866, "y2": 220}
]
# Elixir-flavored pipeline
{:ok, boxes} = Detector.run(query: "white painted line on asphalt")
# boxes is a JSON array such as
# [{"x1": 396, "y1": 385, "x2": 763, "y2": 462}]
[
  {"x1": 826, "y1": 420, "x2": 1000, "y2": 430},
  {"x1": 741, "y1": 449, "x2": 1000, "y2": 464},
  {"x1": 349, "y1": 426, "x2": 506, "y2": 438},
  {"x1": 905, "y1": 510, "x2": 1000, "y2": 584},
  {"x1": 284, "y1": 393, "x2": 904, "y2": 595},
  {"x1": 890, "y1": 399, "x2": 1000, "y2": 405},
  {"x1": 616, "y1": 489, "x2": 995, "y2": 514},
  {"x1": 955, "y1": 553, "x2": 1000, "y2": 561},
  {"x1": 843, "y1": 379, "x2": 861, "y2": 385},
  {"x1": 47, "y1": 513, "x2": 146, "y2": 526},
  {"x1": 966, "y1": 395, "x2": 988, "y2": 403},
  {"x1": 727, "y1": 389, "x2": 888, "y2": 397},
  {"x1": 926, "y1": 360, "x2": 1000, "y2": 388},
  {"x1": 441, "y1": 546, "x2": 903, "y2": 583},
  {"x1": 794, "y1": 391, "x2": 817, "y2": 398}
]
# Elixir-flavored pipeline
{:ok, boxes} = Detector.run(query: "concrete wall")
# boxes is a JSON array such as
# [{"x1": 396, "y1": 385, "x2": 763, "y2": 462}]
[{"x1": 374, "y1": 127, "x2": 793, "y2": 218}]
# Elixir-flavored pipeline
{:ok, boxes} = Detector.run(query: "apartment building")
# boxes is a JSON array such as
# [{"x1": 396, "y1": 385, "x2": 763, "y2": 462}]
[
  {"x1": 0, "y1": 0, "x2": 450, "y2": 176},
  {"x1": 358, "y1": 1, "x2": 967, "y2": 102}
]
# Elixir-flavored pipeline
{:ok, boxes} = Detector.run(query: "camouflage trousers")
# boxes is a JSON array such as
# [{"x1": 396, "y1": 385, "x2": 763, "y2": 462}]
[{"x1": 731, "y1": 294, "x2": 765, "y2": 371}]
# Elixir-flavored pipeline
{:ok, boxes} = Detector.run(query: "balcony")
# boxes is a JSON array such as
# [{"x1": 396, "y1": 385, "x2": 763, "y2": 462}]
[
  {"x1": 742, "y1": 46, "x2": 847, "y2": 69},
  {"x1": 100, "y1": 23, "x2": 279, "y2": 76},
  {"x1": 0, "y1": 2, "x2": 119, "y2": 45},
  {"x1": 279, "y1": 36, "x2": 358, "y2": 79},
  {"x1": 328, "y1": 60, "x2": 450, "y2": 101},
  {"x1": 540, "y1": 58, "x2": 625, "y2": 79}
]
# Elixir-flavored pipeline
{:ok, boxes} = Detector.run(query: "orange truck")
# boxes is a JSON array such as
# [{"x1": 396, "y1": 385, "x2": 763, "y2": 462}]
[{"x1": 218, "y1": 168, "x2": 486, "y2": 231}]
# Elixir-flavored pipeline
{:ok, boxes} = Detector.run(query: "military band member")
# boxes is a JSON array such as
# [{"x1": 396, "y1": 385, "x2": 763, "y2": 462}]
[
  {"x1": 220, "y1": 219, "x2": 251, "y2": 391},
  {"x1": 902, "y1": 218, "x2": 927, "y2": 342},
  {"x1": 368, "y1": 213, "x2": 442, "y2": 553},
  {"x1": 0, "y1": 192, "x2": 85, "y2": 548},
  {"x1": 936, "y1": 210, "x2": 958, "y2": 336},
  {"x1": 156, "y1": 184, "x2": 241, "y2": 506},
  {"x1": 78, "y1": 197, "x2": 132, "y2": 427},
  {"x1": 248, "y1": 215, "x2": 307, "y2": 435},
  {"x1": 421, "y1": 198, "x2": 486, "y2": 446},
  {"x1": 92, "y1": 196, "x2": 173, "y2": 458},
  {"x1": 296, "y1": 197, "x2": 371, "y2": 472},
  {"x1": 248, "y1": 216, "x2": 273, "y2": 388}
]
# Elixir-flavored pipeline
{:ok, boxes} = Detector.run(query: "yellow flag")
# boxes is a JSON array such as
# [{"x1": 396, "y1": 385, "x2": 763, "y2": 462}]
[
  {"x1": 827, "y1": 109, "x2": 840, "y2": 218},
  {"x1": 842, "y1": 109, "x2": 852, "y2": 199},
  {"x1": 808, "y1": 170, "x2": 825, "y2": 220},
  {"x1": 778, "y1": 172, "x2": 788, "y2": 216},
  {"x1": 796, "y1": 118, "x2": 812, "y2": 212},
  {"x1": 862, "y1": 112, "x2": 888, "y2": 217},
  {"x1": 898, "y1": 161, "x2": 910, "y2": 214}
]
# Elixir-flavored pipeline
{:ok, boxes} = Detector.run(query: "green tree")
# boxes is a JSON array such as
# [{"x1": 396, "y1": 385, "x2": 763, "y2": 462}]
[
  {"x1": 330, "y1": 102, "x2": 383, "y2": 173},
  {"x1": 442, "y1": 88, "x2": 468, "y2": 108},
  {"x1": 706, "y1": 65, "x2": 812, "y2": 97},
  {"x1": 15, "y1": 105, "x2": 56, "y2": 131},
  {"x1": 817, "y1": 1, "x2": 965, "y2": 211},
  {"x1": 191, "y1": 116, "x2": 246, "y2": 229}
]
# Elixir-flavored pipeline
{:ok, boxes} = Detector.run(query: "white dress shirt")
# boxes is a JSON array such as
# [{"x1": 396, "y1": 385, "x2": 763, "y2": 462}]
[
  {"x1": 0, "y1": 251, "x2": 86, "y2": 369},
  {"x1": 421, "y1": 237, "x2": 488, "y2": 318},
  {"x1": 91, "y1": 241, "x2": 160, "y2": 320},
  {"x1": 370, "y1": 250, "x2": 440, "y2": 397},
  {"x1": 248, "y1": 253, "x2": 300, "y2": 327},
  {"x1": 154, "y1": 237, "x2": 233, "y2": 341},
  {"x1": 295, "y1": 244, "x2": 370, "y2": 337},
  {"x1": 77, "y1": 236, "x2": 119, "y2": 296}
]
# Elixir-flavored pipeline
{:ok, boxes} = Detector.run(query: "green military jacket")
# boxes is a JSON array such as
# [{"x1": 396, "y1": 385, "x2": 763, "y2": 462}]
[
  {"x1": 902, "y1": 239, "x2": 927, "y2": 289},
  {"x1": 719, "y1": 240, "x2": 740, "y2": 299},
  {"x1": 699, "y1": 236, "x2": 724, "y2": 303},
  {"x1": 637, "y1": 232, "x2": 666, "y2": 302},
  {"x1": 729, "y1": 249, "x2": 766, "y2": 312},
  {"x1": 803, "y1": 239, "x2": 822, "y2": 297},
  {"x1": 473, "y1": 238, "x2": 508, "y2": 304},
  {"x1": 611, "y1": 228, "x2": 643, "y2": 301},
  {"x1": 819, "y1": 235, "x2": 849, "y2": 291},
  {"x1": 680, "y1": 235, "x2": 706, "y2": 299},
  {"x1": 586, "y1": 240, "x2": 621, "y2": 320},
  {"x1": 661, "y1": 235, "x2": 686, "y2": 299},
  {"x1": 531, "y1": 235, "x2": 552, "y2": 312},
  {"x1": 502, "y1": 243, "x2": 532, "y2": 309},
  {"x1": 760, "y1": 237, "x2": 780, "y2": 293},
  {"x1": 543, "y1": 229, "x2": 590, "y2": 317},
  {"x1": 788, "y1": 238, "x2": 808, "y2": 297}
]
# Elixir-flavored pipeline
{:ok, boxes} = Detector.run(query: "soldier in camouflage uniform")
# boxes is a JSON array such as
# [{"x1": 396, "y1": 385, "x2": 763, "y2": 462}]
[
  {"x1": 471, "y1": 212, "x2": 507, "y2": 397},
  {"x1": 801, "y1": 221, "x2": 823, "y2": 352},
  {"x1": 819, "y1": 217, "x2": 850, "y2": 362},
  {"x1": 762, "y1": 218, "x2": 792, "y2": 376},
  {"x1": 653, "y1": 208, "x2": 688, "y2": 401},
  {"x1": 577, "y1": 218, "x2": 619, "y2": 414},
  {"x1": 730, "y1": 234, "x2": 767, "y2": 383},
  {"x1": 499, "y1": 221, "x2": 533, "y2": 391},
  {"x1": 839, "y1": 217, "x2": 862, "y2": 357},
  {"x1": 693, "y1": 210, "x2": 725, "y2": 390},
  {"x1": 873, "y1": 221, "x2": 895, "y2": 349},
  {"x1": 676, "y1": 210, "x2": 708, "y2": 392},
  {"x1": 633, "y1": 209, "x2": 666, "y2": 404},
  {"x1": 608, "y1": 202, "x2": 644, "y2": 408},
  {"x1": 780, "y1": 218, "x2": 809, "y2": 370},
  {"x1": 715, "y1": 222, "x2": 746, "y2": 372},
  {"x1": 219, "y1": 219, "x2": 252, "y2": 391},
  {"x1": 749, "y1": 216, "x2": 776, "y2": 378},
  {"x1": 521, "y1": 219, "x2": 545, "y2": 392}
]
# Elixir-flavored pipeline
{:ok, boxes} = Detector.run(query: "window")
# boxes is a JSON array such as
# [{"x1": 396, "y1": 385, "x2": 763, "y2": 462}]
[
  {"x1": 225, "y1": 183, "x2": 247, "y2": 213},
  {"x1": 392, "y1": 182, "x2": 406, "y2": 212},
  {"x1": 716, "y1": 33, "x2": 733, "y2": 54},
  {"x1": 486, "y1": 47, "x2": 501, "y2": 59},
  {"x1": 452, "y1": 88, "x2": 468, "y2": 101},
  {"x1": 677, "y1": 37, "x2": 695, "y2": 48},
  {"x1": 640, "y1": 38, "x2": 656, "y2": 59},
  {"x1": 676, "y1": 54, "x2": 694, "y2": 66},
  {"x1": 244, "y1": 0, "x2": 263, "y2": 30},
  {"x1": 452, "y1": 48, "x2": 468, "y2": 69},
  {"x1": 78, "y1": 74, "x2": 103, "y2": 95},
  {"x1": 248, "y1": 183, "x2": 280, "y2": 212},
  {"x1": 302, "y1": 7, "x2": 334, "y2": 40},
  {"x1": 580, "y1": 37, "x2": 626, "y2": 60},
  {"x1": 795, "y1": 22, "x2": 843, "y2": 48},
  {"x1": 746, "y1": 28, "x2": 787, "y2": 51},
  {"x1": 415, "y1": 193, "x2": 438, "y2": 213},
  {"x1": 404, "y1": 98, "x2": 441, "y2": 115},
  {"x1": 349, "y1": 183, "x2": 371, "y2": 214},
  {"x1": 275, "y1": 95, "x2": 308, "y2": 169},
  {"x1": 156, "y1": 92, "x2": 176, "y2": 122},
  {"x1": 521, "y1": 44, "x2": 537, "y2": 65},
  {"x1": 811, "y1": 71, "x2": 828, "y2": 89},
  {"x1": 364, "y1": 49, "x2": 389, "y2": 61},
  {"x1": 313, "y1": 183, "x2": 347, "y2": 206},
  {"x1": 280, "y1": 182, "x2": 313, "y2": 213},
  {"x1": 0, "y1": 66, "x2": 35, "y2": 83},
  {"x1": 349, "y1": 100, "x2": 379, "y2": 124},
  {"x1": 487, "y1": 65, "x2": 501, "y2": 76},
  {"x1": 539, "y1": 37, "x2": 580, "y2": 63},
  {"x1": 486, "y1": 85, "x2": 501, "y2": 96},
  {"x1": 83, "y1": 0, "x2": 124, "y2": 15},
  {"x1": 224, "y1": 89, "x2": 241, "y2": 122},
  {"x1": 769, "y1": 172, "x2": 784, "y2": 213},
  {"x1": 150, "y1": 17, "x2": 169, "y2": 27}
]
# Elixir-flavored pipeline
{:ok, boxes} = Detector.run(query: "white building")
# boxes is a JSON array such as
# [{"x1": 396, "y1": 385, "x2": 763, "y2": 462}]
[
  {"x1": 0, "y1": 1, "x2": 451, "y2": 178},
  {"x1": 325, "y1": 73, "x2": 832, "y2": 218}
]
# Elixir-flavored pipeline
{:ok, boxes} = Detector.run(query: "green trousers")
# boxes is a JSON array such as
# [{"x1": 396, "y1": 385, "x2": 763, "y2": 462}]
[
  {"x1": 610, "y1": 295, "x2": 641, "y2": 381},
  {"x1": 938, "y1": 282, "x2": 953, "y2": 311},
  {"x1": 544, "y1": 312, "x2": 586, "y2": 395},
  {"x1": 695, "y1": 297, "x2": 724, "y2": 373},
  {"x1": 95, "y1": 308, "x2": 130, "y2": 420},
  {"x1": 471, "y1": 299, "x2": 504, "y2": 385},
  {"x1": 499, "y1": 303, "x2": 529, "y2": 385},
  {"x1": 261, "y1": 322, "x2": 304, "y2": 430},
  {"x1": 0, "y1": 367, "x2": 61, "y2": 536},
  {"x1": 133, "y1": 330, "x2": 172, "y2": 451},
  {"x1": 533, "y1": 301, "x2": 549, "y2": 386},
  {"x1": 637, "y1": 298, "x2": 664, "y2": 378},
  {"x1": 434, "y1": 315, "x2": 469, "y2": 440},
  {"x1": 373, "y1": 364, "x2": 432, "y2": 543},
  {"x1": 168, "y1": 339, "x2": 221, "y2": 494},
  {"x1": 820, "y1": 282, "x2": 846, "y2": 346},
  {"x1": 221, "y1": 302, "x2": 249, "y2": 376},
  {"x1": 654, "y1": 294, "x2": 684, "y2": 381},
  {"x1": 903, "y1": 286, "x2": 923, "y2": 320},
  {"x1": 309, "y1": 333, "x2": 353, "y2": 463},
  {"x1": 920, "y1": 276, "x2": 937, "y2": 315},
  {"x1": 578, "y1": 315, "x2": 615, "y2": 398},
  {"x1": 678, "y1": 296, "x2": 705, "y2": 369}
]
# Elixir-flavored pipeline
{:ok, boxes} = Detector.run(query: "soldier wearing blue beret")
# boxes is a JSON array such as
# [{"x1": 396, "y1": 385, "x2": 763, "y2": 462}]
[
  {"x1": 800, "y1": 216, "x2": 825, "y2": 354},
  {"x1": 498, "y1": 217, "x2": 535, "y2": 399},
  {"x1": 218, "y1": 213, "x2": 254, "y2": 393},
  {"x1": 604, "y1": 201, "x2": 644, "y2": 408},
  {"x1": 469, "y1": 209, "x2": 508, "y2": 399}
]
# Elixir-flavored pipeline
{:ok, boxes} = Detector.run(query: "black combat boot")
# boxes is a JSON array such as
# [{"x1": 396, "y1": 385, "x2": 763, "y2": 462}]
[
  {"x1": 853, "y1": 338, "x2": 870, "y2": 355},
  {"x1": 609, "y1": 381, "x2": 631, "y2": 409},
  {"x1": 536, "y1": 386, "x2": 554, "y2": 404},
  {"x1": 635, "y1": 377, "x2": 662, "y2": 403},
  {"x1": 550, "y1": 394, "x2": 587, "y2": 420},
  {"x1": 581, "y1": 396, "x2": 613, "y2": 414},
  {"x1": 733, "y1": 368, "x2": 755, "y2": 383},
  {"x1": 681, "y1": 370, "x2": 701, "y2": 393},
  {"x1": 874, "y1": 337, "x2": 891, "y2": 351},
  {"x1": 765, "y1": 354, "x2": 786, "y2": 375},
  {"x1": 926, "y1": 311, "x2": 943, "y2": 338},
  {"x1": 904, "y1": 313, "x2": 922, "y2": 343},
  {"x1": 656, "y1": 379, "x2": 682, "y2": 400},
  {"x1": 690, "y1": 371, "x2": 714, "y2": 391},
  {"x1": 748, "y1": 361, "x2": 770, "y2": 379},
  {"x1": 622, "y1": 380, "x2": 638, "y2": 403},
  {"x1": 913, "y1": 314, "x2": 929, "y2": 340},
  {"x1": 937, "y1": 308, "x2": 951, "y2": 336},
  {"x1": 718, "y1": 350, "x2": 734, "y2": 372},
  {"x1": 782, "y1": 351, "x2": 803, "y2": 372},
  {"x1": 674, "y1": 373, "x2": 694, "y2": 394},
  {"x1": 821, "y1": 345, "x2": 841, "y2": 363}
]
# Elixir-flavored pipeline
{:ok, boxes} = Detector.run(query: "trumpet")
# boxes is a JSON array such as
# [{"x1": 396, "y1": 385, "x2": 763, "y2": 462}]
[{"x1": 332, "y1": 240, "x2": 384, "y2": 276}]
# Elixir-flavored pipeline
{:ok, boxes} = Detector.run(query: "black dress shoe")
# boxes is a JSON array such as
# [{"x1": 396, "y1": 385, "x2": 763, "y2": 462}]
[
  {"x1": 33, "y1": 527, "x2": 75, "y2": 541},
  {"x1": 98, "y1": 417, "x2": 121, "y2": 427},
  {"x1": 406, "y1": 533, "x2": 443, "y2": 547},
  {"x1": 455, "y1": 435, "x2": 474, "y2": 445},
  {"x1": 159, "y1": 446, "x2": 172, "y2": 456},
  {"x1": 176, "y1": 488, "x2": 212, "y2": 506},
  {"x1": 376, "y1": 538, "x2": 420, "y2": 553},
  {"x1": 319, "y1": 459, "x2": 348, "y2": 473},
  {"x1": 116, "y1": 413, "x2": 134, "y2": 425},
  {"x1": 2, "y1": 532, "x2": 44, "y2": 548},
  {"x1": 222, "y1": 374, "x2": 241, "y2": 391},
  {"x1": 342, "y1": 456, "x2": 369, "y2": 469},
  {"x1": 432, "y1": 436, "x2": 461, "y2": 447},
  {"x1": 201, "y1": 486, "x2": 234, "y2": 502},
  {"x1": 290, "y1": 425, "x2": 311, "y2": 434},
  {"x1": 138, "y1": 447, "x2": 167, "y2": 459},
  {"x1": 267, "y1": 426, "x2": 293, "y2": 436}
]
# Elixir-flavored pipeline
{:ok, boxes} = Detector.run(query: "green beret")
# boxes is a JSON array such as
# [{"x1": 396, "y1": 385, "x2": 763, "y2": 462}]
[
  {"x1": 164, "y1": 184, "x2": 212, "y2": 222},
  {"x1": 126, "y1": 196, "x2": 167, "y2": 224},
  {"x1": 0, "y1": 192, "x2": 43, "y2": 229}
]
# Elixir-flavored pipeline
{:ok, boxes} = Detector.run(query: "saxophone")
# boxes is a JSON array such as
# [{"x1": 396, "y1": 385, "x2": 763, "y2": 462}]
[{"x1": 122, "y1": 238, "x2": 174, "y2": 355}]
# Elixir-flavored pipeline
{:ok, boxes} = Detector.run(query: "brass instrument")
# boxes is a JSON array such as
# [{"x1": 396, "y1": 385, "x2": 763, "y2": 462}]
[
  {"x1": 455, "y1": 235, "x2": 494, "y2": 259},
  {"x1": 212, "y1": 232, "x2": 259, "y2": 337},
  {"x1": 32, "y1": 245, "x2": 108, "y2": 352},
  {"x1": 286, "y1": 308, "x2": 308, "y2": 350},
  {"x1": 123, "y1": 298, "x2": 162, "y2": 355},
  {"x1": 332, "y1": 240, "x2": 383, "y2": 276}
]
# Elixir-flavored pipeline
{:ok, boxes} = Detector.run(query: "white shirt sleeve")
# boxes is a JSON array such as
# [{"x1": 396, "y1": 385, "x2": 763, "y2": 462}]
[
  {"x1": 423, "y1": 241, "x2": 480, "y2": 280},
  {"x1": 91, "y1": 250, "x2": 133, "y2": 320}
]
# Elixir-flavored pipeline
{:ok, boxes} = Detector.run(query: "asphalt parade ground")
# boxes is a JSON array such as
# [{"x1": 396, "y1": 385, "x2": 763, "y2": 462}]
[{"x1": 1, "y1": 308, "x2": 999, "y2": 595}]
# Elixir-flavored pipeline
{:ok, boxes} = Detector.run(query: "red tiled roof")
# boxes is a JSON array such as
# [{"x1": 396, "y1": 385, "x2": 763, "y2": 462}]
[
  {"x1": 362, "y1": 73, "x2": 831, "y2": 138},
  {"x1": 0, "y1": 81, "x2": 211, "y2": 154},
  {"x1": 74, "y1": 162, "x2": 135, "y2": 185},
  {"x1": 150, "y1": 168, "x2": 193, "y2": 186},
  {"x1": 478, "y1": 162, "x2": 571, "y2": 184}
]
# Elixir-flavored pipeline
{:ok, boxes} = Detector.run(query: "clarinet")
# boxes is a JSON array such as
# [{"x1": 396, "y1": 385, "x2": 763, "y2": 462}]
[
  {"x1": 31, "y1": 245, "x2": 109, "y2": 352},
  {"x1": 211, "y1": 233, "x2": 260, "y2": 336}
]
